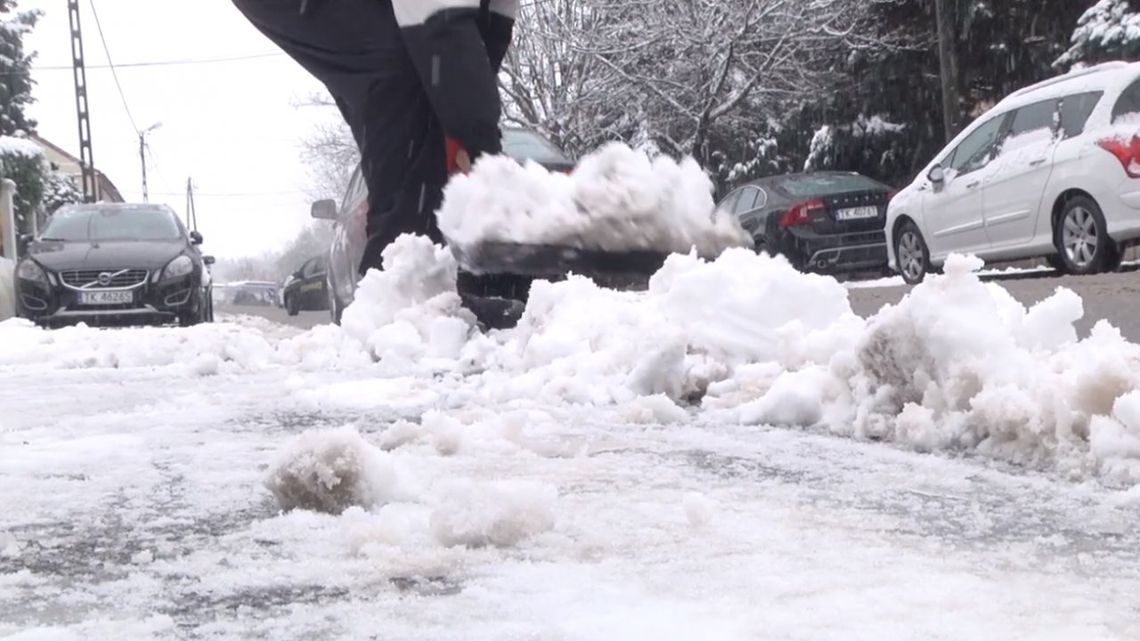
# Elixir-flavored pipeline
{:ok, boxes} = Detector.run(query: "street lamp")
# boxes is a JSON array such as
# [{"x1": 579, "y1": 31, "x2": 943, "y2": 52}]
[{"x1": 139, "y1": 122, "x2": 163, "y2": 202}]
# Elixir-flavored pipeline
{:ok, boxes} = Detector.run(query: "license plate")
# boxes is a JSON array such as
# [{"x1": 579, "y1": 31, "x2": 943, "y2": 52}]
[
  {"x1": 836, "y1": 206, "x2": 879, "y2": 221},
  {"x1": 78, "y1": 290, "x2": 133, "y2": 305}
]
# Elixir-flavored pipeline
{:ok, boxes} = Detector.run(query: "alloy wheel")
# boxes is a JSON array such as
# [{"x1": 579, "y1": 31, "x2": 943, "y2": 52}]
[
  {"x1": 897, "y1": 230, "x2": 926, "y2": 282},
  {"x1": 1062, "y1": 206, "x2": 1099, "y2": 268}
]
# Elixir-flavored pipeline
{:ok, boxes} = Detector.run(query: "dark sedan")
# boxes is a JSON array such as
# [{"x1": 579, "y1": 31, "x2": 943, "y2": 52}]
[
  {"x1": 14, "y1": 203, "x2": 214, "y2": 328},
  {"x1": 281, "y1": 254, "x2": 330, "y2": 316},
  {"x1": 311, "y1": 125, "x2": 576, "y2": 324},
  {"x1": 718, "y1": 172, "x2": 895, "y2": 275}
]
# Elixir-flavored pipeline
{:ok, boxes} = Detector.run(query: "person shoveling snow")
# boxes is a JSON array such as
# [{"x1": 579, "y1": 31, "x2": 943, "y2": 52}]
[{"x1": 232, "y1": 0, "x2": 750, "y2": 329}]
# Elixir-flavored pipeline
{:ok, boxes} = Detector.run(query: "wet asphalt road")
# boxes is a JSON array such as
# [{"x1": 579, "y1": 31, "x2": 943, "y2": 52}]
[
  {"x1": 223, "y1": 265, "x2": 1140, "y2": 342},
  {"x1": 216, "y1": 303, "x2": 329, "y2": 330}
]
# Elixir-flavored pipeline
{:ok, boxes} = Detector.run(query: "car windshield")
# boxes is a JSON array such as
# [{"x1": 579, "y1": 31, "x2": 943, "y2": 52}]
[
  {"x1": 776, "y1": 174, "x2": 884, "y2": 198},
  {"x1": 502, "y1": 129, "x2": 572, "y2": 165},
  {"x1": 42, "y1": 205, "x2": 182, "y2": 242}
]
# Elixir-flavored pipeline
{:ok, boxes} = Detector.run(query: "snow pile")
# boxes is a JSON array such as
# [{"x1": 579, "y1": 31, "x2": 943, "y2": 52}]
[
  {"x1": 0, "y1": 257, "x2": 13, "y2": 321},
  {"x1": 1091, "y1": 392, "x2": 1140, "y2": 480},
  {"x1": 429, "y1": 479, "x2": 557, "y2": 548},
  {"x1": 437, "y1": 142, "x2": 751, "y2": 256},
  {"x1": 265, "y1": 426, "x2": 403, "y2": 515},
  {"x1": 813, "y1": 255, "x2": 1140, "y2": 478},
  {"x1": 474, "y1": 248, "x2": 858, "y2": 407},
  {"x1": 338, "y1": 234, "x2": 475, "y2": 367}
]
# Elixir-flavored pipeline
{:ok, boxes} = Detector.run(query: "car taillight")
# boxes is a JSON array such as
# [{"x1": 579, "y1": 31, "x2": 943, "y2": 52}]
[
  {"x1": 1097, "y1": 135, "x2": 1140, "y2": 178},
  {"x1": 779, "y1": 199, "x2": 825, "y2": 228}
]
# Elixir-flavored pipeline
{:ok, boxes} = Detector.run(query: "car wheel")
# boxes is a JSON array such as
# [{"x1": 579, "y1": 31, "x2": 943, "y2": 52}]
[
  {"x1": 895, "y1": 221, "x2": 930, "y2": 285},
  {"x1": 285, "y1": 294, "x2": 300, "y2": 317},
  {"x1": 1055, "y1": 196, "x2": 1112, "y2": 276}
]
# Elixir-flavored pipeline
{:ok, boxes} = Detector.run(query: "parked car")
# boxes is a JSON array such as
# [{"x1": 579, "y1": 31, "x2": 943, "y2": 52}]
[
  {"x1": 717, "y1": 172, "x2": 895, "y2": 275},
  {"x1": 887, "y1": 60, "x2": 1140, "y2": 284},
  {"x1": 311, "y1": 125, "x2": 577, "y2": 324},
  {"x1": 281, "y1": 255, "x2": 330, "y2": 316},
  {"x1": 14, "y1": 202, "x2": 214, "y2": 327},
  {"x1": 217, "y1": 281, "x2": 279, "y2": 307}
]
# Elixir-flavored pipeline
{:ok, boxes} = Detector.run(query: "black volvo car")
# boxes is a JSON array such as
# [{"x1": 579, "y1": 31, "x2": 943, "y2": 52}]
[
  {"x1": 718, "y1": 172, "x2": 895, "y2": 275},
  {"x1": 14, "y1": 203, "x2": 214, "y2": 328}
]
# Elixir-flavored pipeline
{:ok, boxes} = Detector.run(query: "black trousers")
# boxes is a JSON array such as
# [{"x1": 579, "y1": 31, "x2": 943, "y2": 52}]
[{"x1": 231, "y1": 0, "x2": 511, "y2": 275}]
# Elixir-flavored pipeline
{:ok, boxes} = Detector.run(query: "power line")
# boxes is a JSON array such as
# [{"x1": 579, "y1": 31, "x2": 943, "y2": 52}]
[
  {"x1": 30, "y1": 51, "x2": 287, "y2": 73},
  {"x1": 148, "y1": 191, "x2": 310, "y2": 198},
  {"x1": 85, "y1": 0, "x2": 138, "y2": 136}
]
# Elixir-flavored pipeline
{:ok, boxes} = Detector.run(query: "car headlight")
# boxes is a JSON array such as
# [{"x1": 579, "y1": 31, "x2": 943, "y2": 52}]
[
  {"x1": 16, "y1": 259, "x2": 48, "y2": 285},
  {"x1": 161, "y1": 255, "x2": 194, "y2": 280}
]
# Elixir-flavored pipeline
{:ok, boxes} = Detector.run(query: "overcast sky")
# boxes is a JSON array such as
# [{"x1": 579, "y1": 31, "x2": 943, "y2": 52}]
[{"x1": 21, "y1": 0, "x2": 340, "y2": 259}]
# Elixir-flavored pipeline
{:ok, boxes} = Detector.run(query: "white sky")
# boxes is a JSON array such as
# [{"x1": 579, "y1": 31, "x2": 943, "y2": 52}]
[{"x1": 21, "y1": 0, "x2": 341, "y2": 259}]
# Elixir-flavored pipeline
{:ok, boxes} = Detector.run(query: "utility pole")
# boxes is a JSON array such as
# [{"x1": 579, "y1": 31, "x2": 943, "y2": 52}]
[
  {"x1": 935, "y1": 0, "x2": 961, "y2": 142},
  {"x1": 185, "y1": 177, "x2": 198, "y2": 231},
  {"x1": 67, "y1": 0, "x2": 97, "y2": 203},
  {"x1": 139, "y1": 122, "x2": 162, "y2": 202}
]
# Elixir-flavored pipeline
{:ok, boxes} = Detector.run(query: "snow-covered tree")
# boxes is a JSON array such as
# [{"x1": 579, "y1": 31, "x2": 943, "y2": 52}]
[
  {"x1": 0, "y1": 136, "x2": 45, "y2": 234},
  {"x1": 42, "y1": 170, "x2": 81, "y2": 217},
  {"x1": 0, "y1": 1, "x2": 40, "y2": 136},
  {"x1": 1056, "y1": 0, "x2": 1140, "y2": 69}
]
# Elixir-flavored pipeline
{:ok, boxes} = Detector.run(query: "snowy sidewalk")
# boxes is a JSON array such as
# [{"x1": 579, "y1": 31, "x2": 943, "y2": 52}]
[{"x1": 2, "y1": 235, "x2": 1140, "y2": 639}]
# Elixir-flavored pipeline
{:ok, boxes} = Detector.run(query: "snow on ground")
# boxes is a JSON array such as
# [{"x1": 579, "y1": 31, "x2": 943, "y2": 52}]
[
  {"x1": 3, "y1": 234, "x2": 1140, "y2": 639},
  {"x1": 437, "y1": 143, "x2": 753, "y2": 256}
]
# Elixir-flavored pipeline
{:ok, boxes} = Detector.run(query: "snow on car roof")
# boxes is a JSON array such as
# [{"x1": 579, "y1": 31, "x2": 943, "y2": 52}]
[{"x1": 996, "y1": 60, "x2": 1140, "y2": 111}]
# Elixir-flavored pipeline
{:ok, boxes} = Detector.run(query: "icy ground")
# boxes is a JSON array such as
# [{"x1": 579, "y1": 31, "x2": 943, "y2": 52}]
[{"x1": 3, "y1": 235, "x2": 1140, "y2": 640}]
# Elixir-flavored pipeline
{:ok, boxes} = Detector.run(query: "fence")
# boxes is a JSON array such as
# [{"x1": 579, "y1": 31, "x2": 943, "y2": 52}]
[{"x1": 0, "y1": 179, "x2": 16, "y2": 320}]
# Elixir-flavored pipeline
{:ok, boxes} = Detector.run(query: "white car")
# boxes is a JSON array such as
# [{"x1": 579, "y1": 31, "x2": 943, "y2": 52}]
[{"x1": 887, "y1": 61, "x2": 1140, "y2": 284}]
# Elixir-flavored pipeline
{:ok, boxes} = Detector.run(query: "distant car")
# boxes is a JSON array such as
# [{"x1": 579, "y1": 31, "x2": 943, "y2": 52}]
[
  {"x1": 311, "y1": 125, "x2": 577, "y2": 324},
  {"x1": 888, "y1": 61, "x2": 1140, "y2": 284},
  {"x1": 222, "y1": 281, "x2": 279, "y2": 307},
  {"x1": 717, "y1": 172, "x2": 895, "y2": 275},
  {"x1": 14, "y1": 203, "x2": 214, "y2": 328},
  {"x1": 281, "y1": 255, "x2": 330, "y2": 316}
]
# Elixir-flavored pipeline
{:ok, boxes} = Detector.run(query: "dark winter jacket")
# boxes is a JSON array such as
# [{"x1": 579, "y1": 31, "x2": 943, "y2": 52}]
[{"x1": 395, "y1": 0, "x2": 518, "y2": 159}]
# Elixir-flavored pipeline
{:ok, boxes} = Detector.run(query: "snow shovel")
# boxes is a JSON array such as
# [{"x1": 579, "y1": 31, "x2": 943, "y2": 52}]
[{"x1": 441, "y1": 138, "x2": 674, "y2": 292}]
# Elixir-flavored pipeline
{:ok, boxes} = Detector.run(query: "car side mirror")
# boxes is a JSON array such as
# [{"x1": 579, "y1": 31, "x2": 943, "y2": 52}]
[
  {"x1": 310, "y1": 199, "x2": 338, "y2": 220},
  {"x1": 203, "y1": 255, "x2": 215, "y2": 266},
  {"x1": 189, "y1": 230, "x2": 203, "y2": 245},
  {"x1": 927, "y1": 165, "x2": 946, "y2": 185}
]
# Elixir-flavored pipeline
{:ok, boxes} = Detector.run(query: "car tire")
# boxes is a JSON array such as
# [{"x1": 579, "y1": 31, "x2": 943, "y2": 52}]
[
  {"x1": 1055, "y1": 196, "x2": 1112, "y2": 276},
  {"x1": 895, "y1": 220, "x2": 931, "y2": 285},
  {"x1": 285, "y1": 294, "x2": 300, "y2": 317}
]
